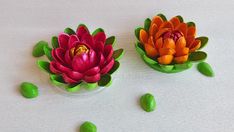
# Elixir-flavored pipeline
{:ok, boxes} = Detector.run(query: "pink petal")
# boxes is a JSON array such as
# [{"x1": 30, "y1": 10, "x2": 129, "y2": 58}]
[
  {"x1": 76, "y1": 25, "x2": 89, "y2": 40},
  {"x1": 94, "y1": 41, "x2": 104, "y2": 52},
  {"x1": 88, "y1": 50, "x2": 98, "y2": 67},
  {"x1": 97, "y1": 52, "x2": 105, "y2": 67},
  {"x1": 62, "y1": 73, "x2": 78, "y2": 84},
  {"x1": 81, "y1": 33, "x2": 94, "y2": 48},
  {"x1": 58, "y1": 33, "x2": 70, "y2": 49},
  {"x1": 55, "y1": 62, "x2": 71, "y2": 73},
  {"x1": 64, "y1": 50, "x2": 72, "y2": 65},
  {"x1": 52, "y1": 48, "x2": 66, "y2": 65},
  {"x1": 72, "y1": 54, "x2": 89, "y2": 73},
  {"x1": 103, "y1": 45, "x2": 114, "y2": 61},
  {"x1": 50, "y1": 61, "x2": 61, "y2": 74},
  {"x1": 85, "y1": 66, "x2": 100, "y2": 76},
  {"x1": 100, "y1": 58, "x2": 114, "y2": 74},
  {"x1": 84, "y1": 73, "x2": 101, "y2": 83},
  {"x1": 93, "y1": 32, "x2": 106, "y2": 43},
  {"x1": 68, "y1": 35, "x2": 79, "y2": 49},
  {"x1": 67, "y1": 70, "x2": 83, "y2": 81}
]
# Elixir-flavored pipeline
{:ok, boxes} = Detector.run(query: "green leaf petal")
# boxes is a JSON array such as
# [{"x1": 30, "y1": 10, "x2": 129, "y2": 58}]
[
  {"x1": 197, "y1": 62, "x2": 214, "y2": 77},
  {"x1": 135, "y1": 27, "x2": 144, "y2": 41},
  {"x1": 157, "y1": 13, "x2": 167, "y2": 21},
  {"x1": 135, "y1": 42, "x2": 145, "y2": 56},
  {"x1": 189, "y1": 51, "x2": 207, "y2": 62},
  {"x1": 159, "y1": 64, "x2": 174, "y2": 72},
  {"x1": 187, "y1": 22, "x2": 196, "y2": 27},
  {"x1": 65, "y1": 83, "x2": 82, "y2": 92},
  {"x1": 32, "y1": 41, "x2": 48, "y2": 57},
  {"x1": 82, "y1": 82, "x2": 98, "y2": 90},
  {"x1": 176, "y1": 15, "x2": 184, "y2": 22},
  {"x1": 98, "y1": 74, "x2": 112, "y2": 87},
  {"x1": 43, "y1": 45, "x2": 53, "y2": 61},
  {"x1": 140, "y1": 93, "x2": 156, "y2": 112},
  {"x1": 113, "y1": 48, "x2": 124, "y2": 61},
  {"x1": 92, "y1": 28, "x2": 104, "y2": 36},
  {"x1": 50, "y1": 74, "x2": 66, "y2": 87},
  {"x1": 108, "y1": 61, "x2": 120, "y2": 74},
  {"x1": 64, "y1": 27, "x2": 76, "y2": 35},
  {"x1": 37, "y1": 60, "x2": 52, "y2": 74},
  {"x1": 144, "y1": 18, "x2": 151, "y2": 31},
  {"x1": 197, "y1": 36, "x2": 209, "y2": 49},
  {"x1": 174, "y1": 61, "x2": 193, "y2": 70},
  {"x1": 51, "y1": 36, "x2": 59, "y2": 49},
  {"x1": 142, "y1": 54, "x2": 157, "y2": 65},
  {"x1": 105, "y1": 36, "x2": 116, "y2": 46}
]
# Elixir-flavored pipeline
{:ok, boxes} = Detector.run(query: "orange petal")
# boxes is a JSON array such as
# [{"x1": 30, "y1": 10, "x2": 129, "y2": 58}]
[
  {"x1": 159, "y1": 21, "x2": 174, "y2": 29},
  {"x1": 170, "y1": 16, "x2": 181, "y2": 27},
  {"x1": 139, "y1": 29, "x2": 148, "y2": 44},
  {"x1": 189, "y1": 39, "x2": 201, "y2": 52},
  {"x1": 186, "y1": 36, "x2": 195, "y2": 48},
  {"x1": 151, "y1": 16, "x2": 164, "y2": 27},
  {"x1": 175, "y1": 23, "x2": 187, "y2": 37},
  {"x1": 175, "y1": 47, "x2": 189, "y2": 57},
  {"x1": 174, "y1": 55, "x2": 188, "y2": 64},
  {"x1": 163, "y1": 38, "x2": 175, "y2": 49},
  {"x1": 148, "y1": 36, "x2": 154, "y2": 46},
  {"x1": 159, "y1": 48, "x2": 176, "y2": 56},
  {"x1": 155, "y1": 37, "x2": 163, "y2": 49},
  {"x1": 145, "y1": 43, "x2": 158, "y2": 58},
  {"x1": 176, "y1": 37, "x2": 186, "y2": 49},
  {"x1": 149, "y1": 23, "x2": 158, "y2": 36},
  {"x1": 157, "y1": 55, "x2": 173, "y2": 65},
  {"x1": 187, "y1": 26, "x2": 196, "y2": 37},
  {"x1": 155, "y1": 28, "x2": 171, "y2": 39}
]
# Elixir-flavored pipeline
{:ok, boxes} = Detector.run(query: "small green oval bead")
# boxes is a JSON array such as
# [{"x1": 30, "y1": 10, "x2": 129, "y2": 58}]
[
  {"x1": 80, "y1": 121, "x2": 97, "y2": 132},
  {"x1": 197, "y1": 62, "x2": 214, "y2": 77},
  {"x1": 140, "y1": 93, "x2": 156, "y2": 112},
  {"x1": 20, "y1": 82, "x2": 39, "y2": 98},
  {"x1": 32, "y1": 41, "x2": 48, "y2": 57}
]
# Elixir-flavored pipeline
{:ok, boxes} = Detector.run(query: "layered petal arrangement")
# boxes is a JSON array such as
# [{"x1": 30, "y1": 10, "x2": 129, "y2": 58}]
[
  {"x1": 135, "y1": 14, "x2": 209, "y2": 73},
  {"x1": 34, "y1": 24, "x2": 124, "y2": 92}
]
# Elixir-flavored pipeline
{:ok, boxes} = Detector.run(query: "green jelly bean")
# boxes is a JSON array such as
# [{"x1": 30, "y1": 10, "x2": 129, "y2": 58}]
[
  {"x1": 140, "y1": 93, "x2": 156, "y2": 112},
  {"x1": 80, "y1": 121, "x2": 97, "y2": 132},
  {"x1": 20, "y1": 82, "x2": 39, "y2": 98},
  {"x1": 197, "y1": 62, "x2": 214, "y2": 77},
  {"x1": 32, "y1": 41, "x2": 48, "y2": 57}
]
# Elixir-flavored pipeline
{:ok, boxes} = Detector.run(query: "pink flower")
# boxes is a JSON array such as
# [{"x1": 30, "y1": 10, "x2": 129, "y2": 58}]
[{"x1": 50, "y1": 25, "x2": 114, "y2": 84}]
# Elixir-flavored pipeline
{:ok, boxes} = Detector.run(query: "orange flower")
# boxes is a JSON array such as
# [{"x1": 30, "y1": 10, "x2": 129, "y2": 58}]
[{"x1": 139, "y1": 15, "x2": 201, "y2": 65}]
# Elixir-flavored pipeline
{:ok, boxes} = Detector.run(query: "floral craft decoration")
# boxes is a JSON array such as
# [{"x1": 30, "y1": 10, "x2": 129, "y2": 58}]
[
  {"x1": 33, "y1": 24, "x2": 124, "y2": 93},
  {"x1": 135, "y1": 14, "x2": 209, "y2": 73}
]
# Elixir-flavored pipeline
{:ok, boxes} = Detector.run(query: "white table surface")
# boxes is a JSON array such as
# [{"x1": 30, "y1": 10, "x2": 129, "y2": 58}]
[{"x1": 0, "y1": 0, "x2": 234, "y2": 131}]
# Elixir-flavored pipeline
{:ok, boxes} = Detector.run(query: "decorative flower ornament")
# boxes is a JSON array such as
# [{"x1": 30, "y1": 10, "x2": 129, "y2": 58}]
[
  {"x1": 33, "y1": 24, "x2": 124, "y2": 93},
  {"x1": 135, "y1": 14, "x2": 209, "y2": 73}
]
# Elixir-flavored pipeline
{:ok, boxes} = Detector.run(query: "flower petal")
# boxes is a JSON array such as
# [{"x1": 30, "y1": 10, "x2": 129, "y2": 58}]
[
  {"x1": 76, "y1": 25, "x2": 89, "y2": 40},
  {"x1": 98, "y1": 52, "x2": 105, "y2": 67},
  {"x1": 81, "y1": 33, "x2": 94, "y2": 48},
  {"x1": 186, "y1": 36, "x2": 195, "y2": 48},
  {"x1": 85, "y1": 66, "x2": 100, "y2": 76},
  {"x1": 159, "y1": 48, "x2": 175, "y2": 56},
  {"x1": 103, "y1": 45, "x2": 114, "y2": 61},
  {"x1": 84, "y1": 73, "x2": 101, "y2": 83},
  {"x1": 62, "y1": 73, "x2": 78, "y2": 84},
  {"x1": 149, "y1": 23, "x2": 158, "y2": 36},
  {"x1": 68, "y1": 35, "x2": 79, "y2": 49},
  {"x1": 72, "y1": 54, "x2": 89, "y2": 72},
  {"x1": 174, "y1": 55, "x2": 188, "y2": 64},
  {"x1": 93, "y1": 32, "x2": 106, "y2": 43},
  {"x1": 187, "y1": 26, "x2": 196, "y2": 37},
  {"x1": 151, "y1": 16, "x2": 164, "y2": 27},
  {"x1": 94, "y1": 41, "x2": 104, "y2": 52},
  {"x1": 170, "y1": 16, "x2": 181, "y2": 28},
  {"x1": 155, "y1": 37, "x2": 163, "y2": 49},
  {"x1": 144, "y1": 43, "x2": 158, "y2": 58},
  {"x1": 155, "y1": 28, "x2": 171, "y2": 39},
  {"x1": 64, "y1": 50, "x2": 72, "y2": 65},
  {"x1": 88, "y1": 50, "x2": 98, "y2": 66},
  {"x1": 175, "y1": 23, "x2": 187, "y2": 37},
  {"x1": 100, "y1": 58, "x2": 114, "y2": 74},
  {"x1": 58, "y1": 33, "x2": 70, "y2": 49},
  {"x1": 175, "y1": 47, "x2": 189, "y2": 57},
  {"x1": 157, "y1": 55, "x2": 173, "y2": 65},
  {"x1": 139, "y1": 29, "x2": 148, "y2": 44},
  {"x1": 66, "y1": 70, "x2": 83, "y2": 81},
  {"x1": 163, "y1": 38, "x2": 175, "y2": 49},
  {"x1": 52, "y1": 48, "x2": 66, "y2": 64},
  {"x1": 176, "y1": 37, "x2": 186, "y2": 49},
  {"x1": 190, "y1": 39, "x2": 201, "y2": 52},
  {"x1": 50, "y1": 61, "x2": 61, "y2": 74},
  {"x1": 159, "y1": 21, "x2": 174, "y2": 29}
]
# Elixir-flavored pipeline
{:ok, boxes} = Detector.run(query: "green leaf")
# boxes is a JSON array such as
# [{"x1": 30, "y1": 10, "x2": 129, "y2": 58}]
[
  {"x1": 142, "y1": 54, "x2": 157, "y2": 65},
  {"x1": 32, "y1": 41, "x2": 48, "y2": 57},
  {"x1": 51, "y1": 36, "x2": 59, "y2": 48},
  {"x1": 135, "y1": 27, "x2": 144, "y2": 40},
  {"x1": 66, "y1": 83, "x2": 82, "y2": 92},
  {"x1": 98, "y1": 74, "x2": 112, "y2": 87},
  {"x1": 105, "y1": 36, "x2": 116, "y2": 46},
  {"x1": 174, "y1": 61, "x2": 193, "y2": 70},
  {"x1": 82, "y1": 83, "x2": 98, "y2": 90},
  {"x1": 176, "y1": 15, "x2": 184, "y2": 22},
  {"x1": 92, "y1": 28, "x2": 104, "y2": 36},
  {"x1": 197, "y1": 62, "x2": 214, "y2": 77},
  {"x1": 108, "y1": 61, "x2": 120, "y2": 74},
  {"x1": 140, "y1": 93, "x2": 156, "y2": 112},
  {"x1": 159, "y1": 64, "x2": 174, "y2": 72},
  {"x1": 157, "y1": 13, "x2": 167, "y2": 21},
  {"x1": 37, "y1": 60, "x2": 52, "y2": 74},
  {"x1": 135, "y1": 42, "x2": 145, "y2": 56},
  {"x1": 43, "y1": 45, "x2": 53, "y2": 61},
  {"x1": 189, "y1": 51, "x2": 207, "y2": 62},
  {"x1": 187, "y1": 22, "x2": 196, "y2": 27},
  {"x1": 64, "y1": 27, "x2": 75, "y2": 35},
  {"x1": 50, "y1": 74, "x2": 67, "y2": 87},
  {"x1": 144, "y1": 18, "x2": 151, "y2": 31},
  {"x1": 197, "y1": 36, "x2": 209, "y2": 49},
  {"x1": 113, "y1": 48, "x2": 124, "y2": 61}
]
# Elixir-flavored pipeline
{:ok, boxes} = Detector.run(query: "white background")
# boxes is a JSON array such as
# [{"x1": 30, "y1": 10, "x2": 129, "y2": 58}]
[{"x1": 0, "y1": 0, "x2": 234, "y2": 132}]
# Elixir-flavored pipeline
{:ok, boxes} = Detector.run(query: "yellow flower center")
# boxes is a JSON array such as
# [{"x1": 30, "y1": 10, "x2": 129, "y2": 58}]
[{"x1": 70, "y1": 45, "x2": 89, "y2": 57}]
